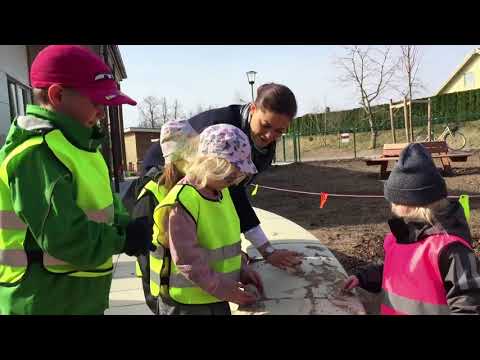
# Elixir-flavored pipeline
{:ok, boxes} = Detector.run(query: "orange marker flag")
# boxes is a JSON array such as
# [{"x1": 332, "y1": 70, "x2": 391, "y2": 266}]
[{"x1": 320, "y1": 192, "x2": 329, "y2": 208}]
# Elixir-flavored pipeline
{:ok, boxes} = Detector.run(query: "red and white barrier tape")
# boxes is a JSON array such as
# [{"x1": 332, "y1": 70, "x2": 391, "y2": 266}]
[{"x1": 250, "y1": 184, "x2": 480, "y2": 199}]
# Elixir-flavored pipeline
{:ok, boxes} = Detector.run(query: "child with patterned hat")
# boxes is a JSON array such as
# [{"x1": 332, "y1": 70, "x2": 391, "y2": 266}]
[{"x1": 151, "y1": 123, "x2": 263, "y2": 315}]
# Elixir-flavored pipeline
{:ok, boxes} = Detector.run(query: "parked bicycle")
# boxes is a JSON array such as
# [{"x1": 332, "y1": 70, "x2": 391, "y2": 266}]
[{"x1": 415, "y1": 123, "x2": 466, "y2": 151}]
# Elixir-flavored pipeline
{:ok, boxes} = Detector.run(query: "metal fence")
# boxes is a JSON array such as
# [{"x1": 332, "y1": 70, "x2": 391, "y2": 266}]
[{"x1": 274, "y1": 133, "x2": 302, "y2": 163}]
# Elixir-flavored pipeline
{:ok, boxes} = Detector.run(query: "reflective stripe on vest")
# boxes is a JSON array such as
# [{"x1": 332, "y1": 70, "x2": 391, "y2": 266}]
[
  {"x1": 153, "y1": 184, "x2": 242, "y2": 304},
  {"x1": 85, "y1": 206, "x2": 114, "y2": 224},
  {"x1": 0, "y1": 211, "x2": 27, "y2": 229},
  {"x1": 169, "y1": 270, "x2": 240, "y2": 288},
  {"x1": 0, "y1": 249, "x2": 28, "y2": 267},
  {"x1": 0, "y1": 206, "x2": 113, "y2": 266},
  {"x1": 0, "y1": 129, "x2": 114, "y2": 283},
  {"x1": 0, "y1": 250, "x2": 70, "y2": 267},
  {"x1": 0, "y1": 207, "x2": 113, "y2": 231},
  {"x1": 149, "y1": 246, "x2": 165, "y2": 287},
  {"x1": 149, "y1": 244, "x2": 242, "y2": 288},
  {"x1": 381, "y1": 289, "x2": 451, "y2": 315},
  {"x1": 202, "y1": 242, "x2": 241, "y2": 263}
]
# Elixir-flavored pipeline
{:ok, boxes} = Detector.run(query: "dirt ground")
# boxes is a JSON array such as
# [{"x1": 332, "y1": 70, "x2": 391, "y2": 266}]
[{"x1": 250, "y1": 151, "x2": 480, "y2": 314}]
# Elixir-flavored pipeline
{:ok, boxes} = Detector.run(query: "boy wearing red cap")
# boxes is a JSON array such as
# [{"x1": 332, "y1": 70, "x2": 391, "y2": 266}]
[{"x1": 0, "y1": 45, "x2": 152, "y2": 314}]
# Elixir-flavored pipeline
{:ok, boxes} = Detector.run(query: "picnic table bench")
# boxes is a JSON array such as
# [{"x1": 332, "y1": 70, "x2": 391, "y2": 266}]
[{"x1": 364, "y1": 141, "x2": 473, "y2": 179}]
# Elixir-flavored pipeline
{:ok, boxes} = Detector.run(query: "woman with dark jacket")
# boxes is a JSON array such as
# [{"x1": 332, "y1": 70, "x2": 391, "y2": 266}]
[{"x1": 138, "y1": 83, "x2": 302, "y2": 270}]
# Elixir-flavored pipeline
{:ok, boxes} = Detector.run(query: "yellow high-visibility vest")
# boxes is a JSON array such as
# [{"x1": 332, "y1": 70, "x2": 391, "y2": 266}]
[
  {"x1": 0, "y1": 130, "x2": 114, "y2": 284},
  {"x1": 151, "y1": 184, "x2": 241, "y2": 305}
]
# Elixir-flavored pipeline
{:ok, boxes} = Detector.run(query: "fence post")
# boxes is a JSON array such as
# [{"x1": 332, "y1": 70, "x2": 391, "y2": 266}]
[
  {"x1": 353, "y1": 128, "x2": 357, "y2": 159},
  {"x1": 324, "y1": 109, "x2": 328, "y2": 146},
  {"x1": 409, "y1": 99, "x2": 414, "y2": 142},
  {"x1": 282, "y1": 134, "x2": 286, "y2": 162},
  {"x1": 427, "y1": 98, "x2": 432, "y2": 141},
  {"x1": 293, "y1": 134, "x2": 298, "y2": 162},
  {"x1": 297, "y1": 133, "x2": 301, "y2": 163},
  {"x1": 389, "y1": 99, "x2": 396, "y2": 143},
  {"x1": 404, "y1": 97, "x2": 410, "y2": 142}
]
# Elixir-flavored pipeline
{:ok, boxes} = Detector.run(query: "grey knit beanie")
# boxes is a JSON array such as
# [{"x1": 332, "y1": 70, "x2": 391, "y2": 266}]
[{"x1": 384, "y1": 143, "x2": 447, "y2": 206}]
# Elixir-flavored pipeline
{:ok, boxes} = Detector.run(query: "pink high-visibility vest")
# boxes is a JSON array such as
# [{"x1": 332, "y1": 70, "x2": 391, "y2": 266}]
[{"x1": 381, "y1": 232, "x2": 471, "y2": 315}]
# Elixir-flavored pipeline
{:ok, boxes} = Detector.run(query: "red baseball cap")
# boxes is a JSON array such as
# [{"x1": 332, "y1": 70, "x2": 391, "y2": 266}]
[{"x1": 30, "y1": 45, "x2": 137, "y2": 106}]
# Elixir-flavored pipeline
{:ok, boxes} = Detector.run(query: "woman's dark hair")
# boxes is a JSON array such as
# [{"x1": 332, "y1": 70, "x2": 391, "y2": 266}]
[{"x1": 254, "y1": 83, "x2": 297, "y2": 118}]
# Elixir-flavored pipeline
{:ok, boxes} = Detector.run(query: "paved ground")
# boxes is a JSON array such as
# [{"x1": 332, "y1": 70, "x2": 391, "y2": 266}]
[{"x1": 104, "y1": 253, "x2": 152, "y2": 315}]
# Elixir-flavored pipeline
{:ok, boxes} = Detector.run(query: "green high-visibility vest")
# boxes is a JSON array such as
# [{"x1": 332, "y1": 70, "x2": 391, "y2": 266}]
[
  {"x1": 151, "y1": 184, "x2": 242, "y2": 305},
  {"x1": 135, "y1": 180, "x2": 167, "y2": 277},
  {"x1": 0, "y1": 129, "x2": 114, "y2": 284}
]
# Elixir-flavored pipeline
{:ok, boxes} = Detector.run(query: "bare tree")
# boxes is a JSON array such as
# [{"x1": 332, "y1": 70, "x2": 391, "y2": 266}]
[
  {"x1": 336, "y1": 46, "x2": 397, "y2": 149},
  {"x1": 395, "y1": 45, "x2": 425, "y2": 99},
  {"x1": 138, "y1": 96, "x2": 162, "y2": 128},
  {"x1": 160, "y1": 97, "x2": 169, "y2": 125},
  {"x1": 171, "y1": 99, "x2": 183, "y2": 120},
  {"x1": 395, "y1": 46, "x2": 427, "y2": 141}
]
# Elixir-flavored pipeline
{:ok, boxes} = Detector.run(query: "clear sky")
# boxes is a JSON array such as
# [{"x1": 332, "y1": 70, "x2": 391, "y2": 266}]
[{"x1": 118, "y1": 45, "x2": 479, "y2": 128}]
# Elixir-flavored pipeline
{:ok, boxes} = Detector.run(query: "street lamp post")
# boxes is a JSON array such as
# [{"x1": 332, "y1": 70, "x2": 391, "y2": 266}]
[{"x1": 246, "y1": 70, "x2": 257, "y2": 102}]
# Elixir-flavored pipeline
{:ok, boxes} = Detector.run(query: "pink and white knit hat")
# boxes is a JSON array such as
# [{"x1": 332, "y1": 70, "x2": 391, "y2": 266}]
[{"x1": 198, "y1": 124, "x2": 257, "y2": 175}]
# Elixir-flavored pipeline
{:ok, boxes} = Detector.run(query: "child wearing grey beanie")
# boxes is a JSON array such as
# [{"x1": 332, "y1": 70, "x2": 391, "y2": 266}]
[{"x1": 342, "y1": 143, "x2": 480, "y2": 315}]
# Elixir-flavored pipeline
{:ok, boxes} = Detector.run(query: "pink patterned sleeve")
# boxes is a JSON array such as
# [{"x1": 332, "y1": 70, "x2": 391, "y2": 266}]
[{"x1": 167, "y1": 204, "x2": 237, "y2": 300}]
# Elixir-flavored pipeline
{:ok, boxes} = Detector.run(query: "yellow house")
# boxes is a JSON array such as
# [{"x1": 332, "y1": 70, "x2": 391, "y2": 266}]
[{"x1": 437, "y1": 48, "x2": 480, "y2": 95}]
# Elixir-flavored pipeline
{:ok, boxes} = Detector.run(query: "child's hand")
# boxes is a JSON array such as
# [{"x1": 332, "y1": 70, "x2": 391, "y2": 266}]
[
  {"x1": 224, "y1": 283, "x2": 258, "y2": 305},
  {"x1": 240, "y1": 268, "x2": 264, "y2": 297},
  {"x1": 342, "y1": 275, "x2": 360, "y2": 292}
]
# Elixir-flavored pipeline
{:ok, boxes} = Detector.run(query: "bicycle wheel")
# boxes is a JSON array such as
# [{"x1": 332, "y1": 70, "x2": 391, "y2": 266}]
[{"x1": 445, "y1": 131, "x2": 466, "y2": 150}]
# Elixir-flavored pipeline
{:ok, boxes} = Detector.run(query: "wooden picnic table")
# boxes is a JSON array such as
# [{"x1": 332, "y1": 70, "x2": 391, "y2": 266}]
[{"x1": 364, "y1": 141, "x2": 473, "y2": 179}]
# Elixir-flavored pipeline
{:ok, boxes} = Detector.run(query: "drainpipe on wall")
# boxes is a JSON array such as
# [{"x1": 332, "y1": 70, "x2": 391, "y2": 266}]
[{"x1": 102, "y1": 45, "x2": 123, "y2": 193}]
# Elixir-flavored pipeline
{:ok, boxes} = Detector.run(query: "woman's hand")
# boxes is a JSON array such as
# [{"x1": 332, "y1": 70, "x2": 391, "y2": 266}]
[{"x1": 266, "y1": 249, "x2": 303, "y2": 269}]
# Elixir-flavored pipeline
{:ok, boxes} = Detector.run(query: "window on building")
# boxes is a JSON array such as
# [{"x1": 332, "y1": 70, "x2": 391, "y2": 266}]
[
  {"x1": 7, "y1": 76, "x2": 32, "y2": 120},
  {"x1": 464, "y1": 72, "x2": 475, "y2": 89}
]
